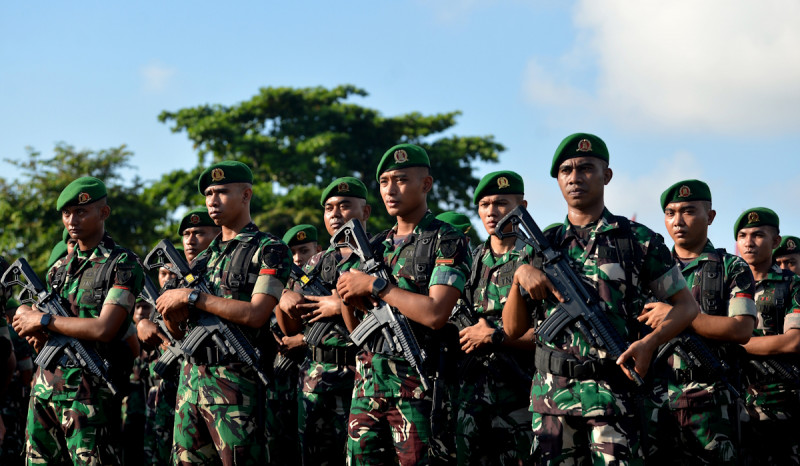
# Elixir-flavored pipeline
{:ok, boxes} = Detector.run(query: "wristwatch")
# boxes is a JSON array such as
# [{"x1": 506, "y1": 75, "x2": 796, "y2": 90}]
[
  {"x1": 371, "y1": 277, "x2": 389, "y2": 299},
  {"x1": 40, "y1": 313, "x2": 52, "y2": 330},
  {"x1": 187, "y1": 289, "x2": 201, "y2": 308},
  {"x1": 491, "y1": 328, "x2": 506, "y2": 346}
]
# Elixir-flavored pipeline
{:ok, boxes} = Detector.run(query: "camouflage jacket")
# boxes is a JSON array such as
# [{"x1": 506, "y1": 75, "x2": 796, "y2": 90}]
[
  {"x1": 177, "y1": 222, "x2": 291, "y2": 406},
  {"x1": 654, "y1": 240, "x2": 757, "y2": 409},
  {"x1": 35, "y1": 233, "x2": 144, "y2": 401},
  {"x1": 354, "y1": 211, "x2": 471, "y2": 399},
  {"x1": 743, "y1": 264, "x2": 800, "y2": 420},
  {"x1": 530, "y1": 208, "x2": 686, "y2": 417}
]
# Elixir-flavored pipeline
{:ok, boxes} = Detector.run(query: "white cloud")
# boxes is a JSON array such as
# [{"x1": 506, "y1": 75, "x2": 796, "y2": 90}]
[
  {"x1": 524, "y1": 0, "x2": 800, "y2": 135},
  {"x1": 140, "y1": 61, "x2": 176, "y2": 93}
]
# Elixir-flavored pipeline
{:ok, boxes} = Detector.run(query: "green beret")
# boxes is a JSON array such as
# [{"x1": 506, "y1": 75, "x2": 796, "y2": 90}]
[
  {"x1": 734, "y1": 207, "x2": 780, "y2": 239},
  {"x1": 774, "y1": 235, "x2": 800, "y2": 258},
  {"x1": 659, "y1": 179, "x2": 712, "y2": 211},
  {"x1": 178, "y1": 207, "x2": 216, "y2": 236},
  {"x1": 436, "y1": 211, "x2": 472, "y2": 234},
  {"x1": 56, "y1": 176, "x2": 107, "y2": 211},
  {"x1": 550, "y1": 133, "x2": 610, "y2": 178},
  {"x1": 472, "y1": 171, "x2": 524, "y2": 204},
  {"x1": 197, "y1": 160, "x2": 254, "y2": 195},
  {"x1": 320, "y1": 176, "x2": 368, "y2": 206},
  {"x1": 375, "y1": 143, "x2": 430, "y2": 181},
  {"x1": 47, "y1": 241, "x2": 69, "y2": 270},
  {"x1": 282, "y1": 224, "x2": 318, "y2": 247}
]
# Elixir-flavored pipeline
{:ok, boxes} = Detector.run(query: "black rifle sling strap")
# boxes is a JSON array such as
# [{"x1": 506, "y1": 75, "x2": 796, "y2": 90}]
[
  {"x1": 223, "y1": 236, "x2": 264, "y2": 297},
  {"x1": 699, "y1": 249, "x2": 726, "y2": 316}
]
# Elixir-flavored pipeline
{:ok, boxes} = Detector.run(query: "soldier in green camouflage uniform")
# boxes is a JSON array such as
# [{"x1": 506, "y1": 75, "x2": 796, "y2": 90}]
[
  {"x1": 278, "y1": 177, "x2": 369, "y2": 465},
  {"x1": 12, "y1": 176, "x2": 145, "y2": 465},
  {"x1": 454, "y1": 171, "x2": 535, "y2": 465},
  {"x1": 774, "y1": 235, "x2": 800, "y2": 275},
  {"x1": 1, "y1": 299, "x2": 33, "y2": 466},
  {"x1": 736, "y1": 208, "x2": 800, "y2": 465},
  {"x1": 337, "y1": 144, "x2": 471, "y2": 465},
  {"x1": 503, "y1": 134, "x2": 699, "y2": 465},
  {"x1": 157, "y1": 161, "x2": 291, "y2": 465},
  {"x1": 644, "y1": 180, "x2": 757, "y2": 465}
]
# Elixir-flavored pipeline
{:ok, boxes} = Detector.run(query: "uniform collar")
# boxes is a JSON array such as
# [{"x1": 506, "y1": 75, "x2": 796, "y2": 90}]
[
  {"x1": 73, "y1": 232, "x2": 116, "y2": 264},
  {"x1": 208, "y1": 222, "x2": 259, "y2": 253},
  {"x1": 387, "y1": 210, "x2": 435, "y2": 240}
]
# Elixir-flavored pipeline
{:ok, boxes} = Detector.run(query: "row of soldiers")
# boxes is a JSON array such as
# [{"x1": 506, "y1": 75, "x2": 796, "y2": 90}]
[{"x1": 0, "y1": 132, "x2": 798, "y2": 465}]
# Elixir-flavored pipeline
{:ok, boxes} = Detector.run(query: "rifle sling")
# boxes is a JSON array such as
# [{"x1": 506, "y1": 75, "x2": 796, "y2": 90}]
[{"x1": 534, "y1": 344, "x2": 620, "y2": 381}]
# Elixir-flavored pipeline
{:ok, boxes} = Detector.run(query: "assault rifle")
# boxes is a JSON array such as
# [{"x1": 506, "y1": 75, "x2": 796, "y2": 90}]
[
  {"x1": 288, "y1": 264, "x2": 349, "y2": 347},
  {"x1": 655, "y1": 330, "x2": 740, "y2": 398},
  {"x1": 332, "y1": 219, "x2": 430, "y2": 391},
  {"x1": 495, "y1": 206, "x2": 644, "y2": 386},
  {"x1": 1, "y1": 258, "x2": 119, "y2": 395},
  {"x1": 138, "y1": 273, "x2": 186, "y2": 378},
  {"x1": 144, "y1": 239, "x2": 270, "y2": 385},
  {"x1": 748, "y1": 356, "x2": 800, "y2": 385}
]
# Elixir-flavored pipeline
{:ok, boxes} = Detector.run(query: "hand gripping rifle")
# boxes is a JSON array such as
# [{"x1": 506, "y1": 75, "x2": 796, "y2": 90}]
[
  {"x1": 144, "y1": 239, "x2": 270, "y2": 385},
  {"x1": 495, "y1": 206, "x2": 644, "y2": 386},
  {"x1": 332, "y1": 219, "x2": 430, "y2": 391},
  {"x1": 1, "y1": 258, "x2": 119, "y2": 395},
  {"x1": 655, "y1": 330, "x2": 740, "y2": 398},
  {"x1": 138, "y1": 272, "x2": 186, "y2": 378},
  {"x1": 288, "y1": 264, "x2": 349, "y2": 347}
]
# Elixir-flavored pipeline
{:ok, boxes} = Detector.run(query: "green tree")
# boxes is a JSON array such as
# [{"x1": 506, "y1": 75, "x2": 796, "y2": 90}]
[
  {"x1": 0, "y1": 143, "x2": 167, "y2": 275},
  {"x1": 151, "y1": 84, "x2": 502, "y2": 241}
]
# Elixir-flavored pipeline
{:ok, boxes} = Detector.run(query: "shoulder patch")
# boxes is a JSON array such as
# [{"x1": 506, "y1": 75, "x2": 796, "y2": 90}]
[{"x1": 438, "y1": 232, "x2": 464, "y2": 259}]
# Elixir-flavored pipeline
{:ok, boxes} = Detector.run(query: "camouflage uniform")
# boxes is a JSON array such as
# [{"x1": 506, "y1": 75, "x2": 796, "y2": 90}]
[
  {"x1": 297, "y1": 247, "x2": 359, "y2": 466},
  {"x1": 645, "y1": 241, "x2": 757, "y2": 465},
  {"x1": 264, "y1": 314, "x2": 303, "y2": 465},
  {"x1": 346, "y1": 212, "x2": 471, "y2": 465},
  {"x1": 530, "y1": 210, "x2": 686, "y2": 465},
  {"x1": 25, "y1": 233, "x2": 144, "y2": 465},
  {"x1": 740, "y1": 264, "x2": 800, "y2": 465},
  {"x1": 455, "y1": 240, "x2": 535, "y2": 465},
  {"x1": 171, "y1": 223, "x2": 290, "y2": 465},
  {"x1": 120, "y1": 347, "x2": 148, "y2": 465}
]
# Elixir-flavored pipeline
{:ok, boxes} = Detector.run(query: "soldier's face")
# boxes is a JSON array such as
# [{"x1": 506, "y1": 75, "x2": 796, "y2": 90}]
[
  {"x1": 556, "y1": 157, "x2": 611, "y2": 210},
  {"x1": 61, "y1": 202, "x2": 109, "y2": 246},
  {"x1": 290, "y1": 242, "x2": 320, "y2": 267},
  {"x1": 158, "y1": 266, "x2": 177, "y2": 288},
  {"x1": 737, "y1": 226, "x2": 781, "y2": 267},
  {"x1": 205, "y1": 183, "x2": 251, "y2": 226},
  {"x1": 775, "y1": 253, "x2": 800, "y2": 274},
  {"x1": 182, "y1": 226, "x2": 220, "y2": 262},
  {"x1": 477, "y1": 194, "x2": 526, "y2": 237},
  {"x1": 379, "y1": 167, "x2": 432, "y2": 217},
  {"x1": 664, "y1": 201, "x2": 714, "y2": 251},
  {"x1": 324, "y1": 196, "x2": 370, "y2": 235}
]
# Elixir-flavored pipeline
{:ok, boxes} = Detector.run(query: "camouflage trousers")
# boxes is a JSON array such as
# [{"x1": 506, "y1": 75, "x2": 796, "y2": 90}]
[
  {"x1": 298, "y1": 387, "x2": 352, "y2": 466},
  {"x1": 531, "y1": 412, "x2": 643, "y2": 466},
  {"x1": 643, "y1": 402, "x2": 738, "y2": 465},
  {"x1": 121, "y1": 380, "x2": 146, "y2": 465},
  {"x1": 24, "y1": 394, "x2": 121, "y2": 465},
  {"x1": 265, "y1": 360, "x2": 301, "y2": 465},
  {"x1": 455, "y1": 380, "x2": 533, "y2": 466},
  {"x1": 142, "y1": 378, "x2": 177, "y2": 465},
  {"x1": 171, "y1": 398, "x2": 265, "y2": 465},
  {"x1": 346, "y1": 396, "x2": 432, "y2": 466}
]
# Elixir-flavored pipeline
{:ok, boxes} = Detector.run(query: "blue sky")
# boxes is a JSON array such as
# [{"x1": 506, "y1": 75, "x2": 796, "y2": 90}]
[{"x1": 2, "y1": 1, "x2": 798, "y2": 251}]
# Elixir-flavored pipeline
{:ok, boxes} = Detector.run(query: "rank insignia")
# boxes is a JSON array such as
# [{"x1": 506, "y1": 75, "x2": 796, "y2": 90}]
[
  {"x1": 338, "y1": 182, "x2": 350, "y2": 193},
  {"x1": 211, "y1": 168, "x2": 225, "y2": 182},
  {"x1": 394, "y1": 149, "x2": 408, "y2": 163},
  {"x1": 577, "y1": 139, "x2": 592, "y2": 152},
  {"x1": 297, "y1": 231, "x2": 307, "y2": 241},
  {"x1": 190, "y1": 214, "x2": 200, "y2": 224},
  {"x1": 497, "y1": 177, "x2": 510, "y2": 189},
  {"x1": 788, "y1": 239, "x2": 797, "y2": 250},
  {"x1": 748, "y1": 212, "x2": 760, "y2": 224},
  {"x1": 678, "y1": 185, "x2": 691, "y2": 198},
  {"x1": 78, "y1": 192, "x2": 91, "y2": 204}
]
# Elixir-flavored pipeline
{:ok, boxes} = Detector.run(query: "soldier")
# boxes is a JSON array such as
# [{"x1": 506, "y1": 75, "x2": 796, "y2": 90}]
[
  {"x1": 454, "y1": 171, "x2": 536, "y2": 465},
  {"x1": 502, "y1": 133, "x2": 698, "y2": 465},
  {"x1": 337, "y1": 143, "x2": 471, "y2": 465},
  {"x1": 139, "y1": 207, "x2": 219, "y2": 465},
  {"x1": 286, "y1": 224, "x2": 323, "y2": 267},
  {"x1": 157, "y1": 161, "x2": 291, "y2": 465},
  {"x1": 735, "y1": 208, "x2": 800, "y2": 465},
  {"x1": 12, "y1": 176, "x2": 145, "y2": 464},
  {"x1": 435, "y1": 211, "x2": 473, "y2": 236},
  {"x1": 644, "y1": 180, "x2": 757, "y2": 465},
  {"x1": 279, "y1": 177, "x2": 369, "y2": 465},
  {"x1": 774, "y1": 235, "x2": 800, "y2": 275}
]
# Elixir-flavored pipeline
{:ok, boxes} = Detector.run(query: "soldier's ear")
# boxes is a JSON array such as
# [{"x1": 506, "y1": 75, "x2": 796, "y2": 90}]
[
  {"x1": 241, "y1": 185, "x2": 253, "y2": 203},
  {"x1": 603, "y1": 167, "x2": 613, "y2": 185},
  {"x1": 99, "y1": 204, "x2": 111, "y2": 221},
  {"x1": 422, "y1": 175, "x2": 434, "y2": 194},
  {"x1": 707, "y1": 209, "x2": 717, "y2": 225}
]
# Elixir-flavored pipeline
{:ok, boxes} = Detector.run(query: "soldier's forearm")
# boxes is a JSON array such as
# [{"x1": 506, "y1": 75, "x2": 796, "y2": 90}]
[
  {"x1": 501, "y1": 284, "x2": 530, "y2": 340},
  {"x1": 743, "y1": 329, "x2": 800, "y2": 356},
  {"x1": 195, "y1": 291, "x2": 276, "y2": 328},
  {"x1": 47, "y1": 304, "x2": 128, "y2": 343},
  {"x1": 644, "y1": 288, "x2": 699, "y2": 348},
  {"x1": 691, "y1": 313, "x2": 754, "y2": 344}
]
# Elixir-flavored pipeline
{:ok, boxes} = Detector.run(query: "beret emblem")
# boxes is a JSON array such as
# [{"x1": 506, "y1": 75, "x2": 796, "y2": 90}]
[
  {"x1": 788, "y1": 240, "x2": 797, "y2": 251},
  {"x1": 678, "y1": 185, "x2": 691, "y2": 198},
  {"x1": 190, "y1": 214, "x2": 200, "y2": 224},
  {"x1": 297, "y1": 231, "x2": 307, "y2": 241},
  {"x1": 78, "y1": 192, "x2": 91, "y2": 204},
  {"x1": 337, "y1": 182, "x2": 350, "y2": 193},
  {"x1": 748, "y1": 212, "x2": 760, "y2": 224},
  {"x1": 497, "y1": 177, "x2": 510, "y2": 189},
  {"x1": 211, "y1": 168, "x2": 225, "y2": 182},
  {"x1": 576, "y1": 139, "x2": 592, "y2": 152},
  {"x1": 393, "y1": 149, "x2": 408, "y2": 163}
]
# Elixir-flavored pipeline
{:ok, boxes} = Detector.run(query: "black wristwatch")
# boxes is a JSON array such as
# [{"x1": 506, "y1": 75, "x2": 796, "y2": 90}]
[
  {"x1": 371, "y1": 277, "x2": 389, "y2": 299},
  {"x1": 40, "y1": 313, "x2": 52, "y2": 330},
  {"x1": 491, "y1": 328, "x2": 506, "y2": 346},
  {"x1": 187, "y1": 289, "x2": 201, "y2": 308}
]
